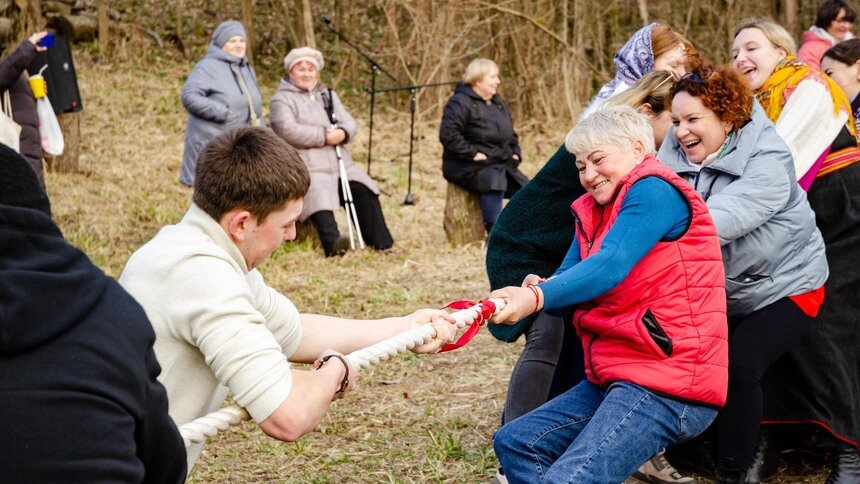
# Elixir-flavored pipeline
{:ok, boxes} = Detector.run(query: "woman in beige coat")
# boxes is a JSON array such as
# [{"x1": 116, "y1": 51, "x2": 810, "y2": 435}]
[{"x1": 270, "y1": 47, "x2": 393, "y2": 256}]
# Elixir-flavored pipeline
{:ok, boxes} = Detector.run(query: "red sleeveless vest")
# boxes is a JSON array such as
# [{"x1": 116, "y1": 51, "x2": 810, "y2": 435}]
[{"x1": 571, "y1": 155, "x2": 728, "y2": 406}]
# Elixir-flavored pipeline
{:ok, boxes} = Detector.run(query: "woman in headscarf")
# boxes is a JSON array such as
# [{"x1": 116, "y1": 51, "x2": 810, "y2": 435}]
[
  {"x1": 730, "y1": 18, "x2": 860, "y2": 483},
  {"x1": 179, "y1": 20, "x2": 263, "y2": 187},
  {"x1": 270, "y1": 46, "x2": 393, "y2": 257},
  {"x1": 579, "y1": 21, "x2": 692, "y2": 119}
]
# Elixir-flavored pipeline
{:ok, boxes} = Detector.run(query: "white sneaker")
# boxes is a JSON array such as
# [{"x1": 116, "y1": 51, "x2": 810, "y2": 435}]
[
  {"x1": 633, "y1": 450, "x2": 698, "y2": 483},
  {"x1": 492, "y1": 468, "x2": 509, "y2": 484}
]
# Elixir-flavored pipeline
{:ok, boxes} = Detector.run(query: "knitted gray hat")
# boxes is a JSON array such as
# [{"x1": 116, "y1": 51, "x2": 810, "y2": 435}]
[
  {"x1": 0, "y1": 144, "x2": 51, "y2": 215},
  {"x1": 211, "y1": 20, "x2": 247, "y2": 48},
  {"x1": 283, "y1": 46, "x2": 324, "y2": 72}
]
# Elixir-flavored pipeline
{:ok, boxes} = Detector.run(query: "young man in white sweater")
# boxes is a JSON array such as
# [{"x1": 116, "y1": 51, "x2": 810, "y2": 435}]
[{"x1": 119, "y1": 126, "x2": 457, "y2": 470}]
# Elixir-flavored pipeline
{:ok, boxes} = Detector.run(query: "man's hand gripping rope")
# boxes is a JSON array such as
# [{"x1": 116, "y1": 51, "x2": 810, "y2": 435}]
[{"x1": 178, "y1": 298, "x2": 505, "y2": 447}]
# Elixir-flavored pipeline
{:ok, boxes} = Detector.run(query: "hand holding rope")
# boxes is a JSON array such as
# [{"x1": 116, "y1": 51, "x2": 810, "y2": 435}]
[{"x1": 178, "y1": 298, "x2": 505, "y2": 448}]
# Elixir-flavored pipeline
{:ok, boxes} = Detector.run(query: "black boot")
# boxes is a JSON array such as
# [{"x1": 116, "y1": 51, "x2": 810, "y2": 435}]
[
  {"x1": 715, "y1": 463, "x2": 747, "y2": 484},
  {"x1": 745, "y1": 428, "x2": 779, "y2": 483},
  {"x1": 825, "y1": 443, "x2": 860, "y2": 484}
]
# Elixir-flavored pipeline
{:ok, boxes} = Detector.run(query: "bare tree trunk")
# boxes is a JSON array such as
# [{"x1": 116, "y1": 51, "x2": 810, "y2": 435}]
[
  {"x1": 783, "y1": 0, "x2": 798, "y2": 35},
  {"x1": 278, "y1": 0, "x2": 301, "y2": 48},
  {"x1": 637, "y1": 0, "x2": 649, "y2": 24},
  {"x1": 97, "y1": 0, "x2": 109, "y2": 46},
  {"x1": 171, "y1": 0, "x2": 186, "y2": 55},
  {"x1": 46, "y1": 112, "x2": 81, "y2": 173},
  {"x1": 562, "y1": 0, "x2": 574, "y2": 120},
  {"x1": 16, "y1": 0, "x2": 44, "y2": 38},
  {"x1": 443, "y1": 182, "x2": 486, "y2": 246},
  {"x1": 301, "y1": 0, "x2": 315, "y2": 47},
  {"x1": 242, "y1": 0, "x2": 254, "y2": 65}
]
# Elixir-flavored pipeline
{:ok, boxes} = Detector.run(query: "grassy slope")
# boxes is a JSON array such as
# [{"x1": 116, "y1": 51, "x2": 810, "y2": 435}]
[{"x1": 48, "y1": 38, "x2": 827, "y2": 483}]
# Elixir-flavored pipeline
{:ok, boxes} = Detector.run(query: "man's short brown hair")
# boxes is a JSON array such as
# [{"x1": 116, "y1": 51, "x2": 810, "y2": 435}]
[{"x1": 193, "y1": 126, "x2": 310, "y2": 223}]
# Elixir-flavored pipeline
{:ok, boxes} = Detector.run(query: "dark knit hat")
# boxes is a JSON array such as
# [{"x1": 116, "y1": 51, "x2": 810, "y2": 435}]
[{"x1": 0, "y1": 144, "x2": 51, "y2": 215}]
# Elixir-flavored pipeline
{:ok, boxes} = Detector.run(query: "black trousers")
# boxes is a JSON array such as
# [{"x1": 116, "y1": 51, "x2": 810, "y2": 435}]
[
  {"x1": 309, "y1": 180, "x2": 393, "y2": 255},
  {"x1": 502, "y1": 311, "x2": 584, "y2": 424},
  {"x1": 717, "y1": 297, "x2": 814, "y2": 469}
]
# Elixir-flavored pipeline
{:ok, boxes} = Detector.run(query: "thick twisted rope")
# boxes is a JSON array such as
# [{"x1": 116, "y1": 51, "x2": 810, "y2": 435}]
[{"x1": 179, "y1": 298, "x2": 505, "y2": 448}]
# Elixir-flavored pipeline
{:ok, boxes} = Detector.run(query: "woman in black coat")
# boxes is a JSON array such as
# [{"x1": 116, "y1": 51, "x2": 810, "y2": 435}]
[
  {"x1": 439, "y1": 58, "x2": 529, "y2": 232},
  {"x1": 0, "y1": 32, "x2": 48, "y2": 189}
]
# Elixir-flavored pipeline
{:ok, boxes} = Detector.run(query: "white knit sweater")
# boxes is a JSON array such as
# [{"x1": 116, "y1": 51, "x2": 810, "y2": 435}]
[{"x1": 119, "y1": 204, "x2": 302, "y2": 468}]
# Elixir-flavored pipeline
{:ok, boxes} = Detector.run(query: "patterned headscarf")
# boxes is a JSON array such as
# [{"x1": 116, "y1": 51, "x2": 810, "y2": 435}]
[{"x1": 594, "y1": 23, "x2": 657, "y2": 102}]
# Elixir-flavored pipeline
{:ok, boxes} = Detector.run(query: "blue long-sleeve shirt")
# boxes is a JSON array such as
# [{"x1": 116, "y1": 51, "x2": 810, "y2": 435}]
[{"x1": 540, "y1": 177, "x2": 691, "y2": 314}]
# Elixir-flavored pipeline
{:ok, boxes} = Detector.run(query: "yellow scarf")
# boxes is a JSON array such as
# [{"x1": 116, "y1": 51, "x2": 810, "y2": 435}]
[{"x1": 755, "y1": 55, "x2": 857, "y2": 137}]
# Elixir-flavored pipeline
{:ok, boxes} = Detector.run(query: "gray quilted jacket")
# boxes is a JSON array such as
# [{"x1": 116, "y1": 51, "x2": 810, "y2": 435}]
[{"x1": 658, "y1": 101, "x2": 828, "y2": 318}]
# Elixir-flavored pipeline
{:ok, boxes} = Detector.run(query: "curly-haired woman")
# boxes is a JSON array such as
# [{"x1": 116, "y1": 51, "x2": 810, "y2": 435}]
[
  {"x1": 580, "y1": 21, "x2": 693, "y2": 119},
  {"x1": 658, "y1": 65, "x2": 830, "y2": 483}
]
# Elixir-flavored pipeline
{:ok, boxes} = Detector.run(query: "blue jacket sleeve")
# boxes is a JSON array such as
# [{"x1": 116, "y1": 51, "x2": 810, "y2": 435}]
[{"x1": 540, "y1": 177, "x2": 690, "y2": 313}]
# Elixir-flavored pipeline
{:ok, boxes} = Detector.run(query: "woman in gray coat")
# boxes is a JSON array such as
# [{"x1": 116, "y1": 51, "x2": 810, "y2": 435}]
[
  {"x1": 657, "y1": 66, "x2": 829, "y2": 483},
  {"x1": 270, "y1": 46, "x2": 393, "y2": 256},
  {"x1": 179, "y1": 20, "x2": 263, "y2": 187}
]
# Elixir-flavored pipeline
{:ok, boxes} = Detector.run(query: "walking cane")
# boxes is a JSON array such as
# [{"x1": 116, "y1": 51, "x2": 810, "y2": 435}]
[{"x1": 322, "y1": 89, "x2": 365, "y2": 251}]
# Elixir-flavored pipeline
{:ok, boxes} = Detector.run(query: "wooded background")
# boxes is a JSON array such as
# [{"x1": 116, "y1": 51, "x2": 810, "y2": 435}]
[{"x1": 1, "y1": 0, "x2": 837, "y2": 123}]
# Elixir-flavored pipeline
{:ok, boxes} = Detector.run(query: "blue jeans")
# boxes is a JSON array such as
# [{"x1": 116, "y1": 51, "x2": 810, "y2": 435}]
[{"x1": 494, "y1": 380, "x2": 717, "y2": 484}]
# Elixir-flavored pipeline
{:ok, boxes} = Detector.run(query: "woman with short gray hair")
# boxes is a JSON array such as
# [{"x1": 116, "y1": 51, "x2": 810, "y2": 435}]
[{"x1": 490, "y1": 105, "x2": 728, "y2": 483}]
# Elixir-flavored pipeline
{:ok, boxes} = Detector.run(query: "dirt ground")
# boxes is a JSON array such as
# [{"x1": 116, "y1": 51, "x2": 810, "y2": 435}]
[{"x1": 44, "y1": 43, "x2": 829, "y2": 483}]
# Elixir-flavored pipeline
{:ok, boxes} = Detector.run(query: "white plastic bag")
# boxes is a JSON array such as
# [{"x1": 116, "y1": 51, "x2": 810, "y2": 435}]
[
  {"x1": 0, "y1": 91, "x2": 21, "y2": 152},
  {"x1": 36, "y1": 96, "x2": 64, "y2": 156}
]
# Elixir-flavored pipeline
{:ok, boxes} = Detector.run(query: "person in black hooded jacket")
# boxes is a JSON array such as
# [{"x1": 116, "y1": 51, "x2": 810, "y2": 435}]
[
  {"x1": 0, "y1": 144, "x2": 187, "y2": 483},
  {"x1": 439, "y1": 58, "x2": 529, "y2": 232},
  {"x1": 0, "y1": 32, "x2": 49, "y2": 188}
]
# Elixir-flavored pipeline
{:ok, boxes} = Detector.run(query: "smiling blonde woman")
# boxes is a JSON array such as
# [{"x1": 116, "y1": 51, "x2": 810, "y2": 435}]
[{"x1": 439, "y1": 58, "x2": 529, "y2": 233}]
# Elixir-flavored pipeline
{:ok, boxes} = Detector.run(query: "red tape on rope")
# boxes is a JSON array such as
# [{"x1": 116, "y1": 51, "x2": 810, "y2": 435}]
[{"x1": 438, "y1": 299, "x2": 497, "y2": 353}]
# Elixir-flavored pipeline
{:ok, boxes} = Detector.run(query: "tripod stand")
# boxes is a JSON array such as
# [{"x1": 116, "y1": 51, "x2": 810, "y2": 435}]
[
  {"x1": 322, "y1": 16, "x2": 396, "y2": 178},
  {"x1": 373, "y1": 82, "x2": 457, "y2": 205},
  {"x1": 321, "y1": 15, "x2": 455, "y2": 205}
]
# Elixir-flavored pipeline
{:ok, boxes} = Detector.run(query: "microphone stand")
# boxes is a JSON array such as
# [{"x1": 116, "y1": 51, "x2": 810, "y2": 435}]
[
  {"x1": 322, "y1": 16, "x2": 396, "y2": 178},
  {"x1": 372, "y1": 81, "x2": 457, "y2": 205}
]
